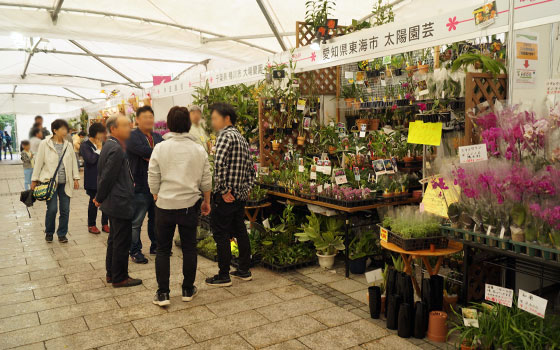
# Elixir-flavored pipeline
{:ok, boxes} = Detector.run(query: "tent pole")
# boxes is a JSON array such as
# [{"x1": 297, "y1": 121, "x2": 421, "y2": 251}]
[
  {"x1": 63, "y1": 87, "x2": 94, "y2": 104},
  {"x1": 21, "y1": 38, "x2": 42, "y2": 79},
  {"x1": 255, "y1": 0, "x2": 287, "y2": 50},
  {"x1": 50, "y1": 0, "x2": 64, "y2": 24}
]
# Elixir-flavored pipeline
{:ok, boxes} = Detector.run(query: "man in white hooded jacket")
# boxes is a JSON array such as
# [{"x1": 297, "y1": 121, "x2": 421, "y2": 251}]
[{"x1": 148, "y1": 106, "x2": 212, "y2": 307}]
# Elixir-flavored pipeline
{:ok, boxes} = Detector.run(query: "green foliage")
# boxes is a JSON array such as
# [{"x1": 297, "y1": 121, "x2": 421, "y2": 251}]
[
  {"x1": 248, "y1": 185, "x2": 268, "y2": 202},
  {"x1": 295, "y1": 213, "x2": 345, "y2": 255},
  {"x1": 349, "y1": 230, "x2": 377, "y2": 260},
  {"x1": 79, "y1": 109, "x2": 89, "y2": 132},
  {"x1": 451, "y1": 53, "x2": 507, "y2": 75},
  {"x1": 341, "y1": 82, "x2": 360, "y2": 99},
  {"x1": 383, "y1": 206, "x2": 442, "y2": 239},
  {"x1": 197, "y1": 236, "x2": 217, "y2": 259},
  {"x1": 371, "y1": 0, "x2": 395, "y2": 27},
  {"x1": 510, "y1": 203, "x2": 526, "y2": 227},
  {"x1": 305, "y1": 0, "x2": 336, "y2": 28},
  {"x1": 391, "y1": 255, "x2": 404, "y2": 272}
]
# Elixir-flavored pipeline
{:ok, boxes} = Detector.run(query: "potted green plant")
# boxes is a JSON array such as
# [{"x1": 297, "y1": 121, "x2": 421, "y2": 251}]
[
  {"x1": 451, "y1": 52, "x2": 506, "y2": 75},
  {"x1": 296, "y1": 213, "x2": 345, "y2": 269},
  {"x1": 348, "y1": 230, "x2": 375, "y2": 274},
  {"x1": 510, "y1": 203, "x2": 526, "y2": 242},
  {"x1": 342, "y1": 82, "x2": 359, "y2": 108},
  {"x1": 417, "y1": 48, "x2": 431, "y2": 74}
]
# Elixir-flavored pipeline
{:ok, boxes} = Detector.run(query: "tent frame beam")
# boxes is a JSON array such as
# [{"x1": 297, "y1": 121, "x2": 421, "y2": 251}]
[
  {"x1": 50, "y1": 0, "x2": 64, "y2": 24},
  {"x1": 33, "y1": 73, "x2": 138, "y2": 88},
  {"x1": 21, "y1": 38, "x2": 42, "y2": 79},
  {"x1": 255, "y1": 0, "x2": 287, "y2": 50},
  {"x1": 1, "y1": 92, "x2": 104, "y2": 102},
  {"x1": 69, "y1": 40, "x2": 143, "y2": 89},
  {"x1": 0, "y1": 2, "x2": 276, "y2": 54},
  {"x1": 0, "y1": 47, "x2": 200, "y2": 65},
  {"x1": 63, "y1": 87, "x2": 94, "y2": 103},
  {"x1": 11, "y1": 85, "x2": 16, "y2": 98},
  {"x1": 202, "y1": 32, "x2": 295, "y2": 43}
]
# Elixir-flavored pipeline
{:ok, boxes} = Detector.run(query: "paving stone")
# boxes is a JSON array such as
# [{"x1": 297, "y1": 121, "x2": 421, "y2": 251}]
[
  {"x1": 309, "y1": 306, "x2": 361, "y2": 327},
  {"x1": 6, "y1": 342, "x2": 46, "y2": 350},
  {"x1": 239, "y1": 315, "x2": 327, "y2": 348},
  {"x1": 73, "y1": 283, "x2": 146, "y2": 303},
  {"x1": 307, "y1": 271, "x2": 346, "y2": 284},
  {"x1": 0, "y1": 290, "x2": 34, "y2": 306},
  {"x1": 32, "y1": 277, "x2": 104, "y2": 299},
  {"x1": 206, "y1": 290, "x2": 282, "y2": 316},
  {"x1": 256, "y1": 294, "x2": 334, "y2": 322},
  {"x1": 185, "y1": 309, "x2": 268, "y2": 342},
  {"x1": 44, "y1": 322, "x2": 138, "y2": 349},
  {"x1": 0, "y1": 276, "x2": 66, "y2": 295},
  {"x1": 0, "y1": 313, "x2": 40, "y2": 333},
  {"x1": 132, "y1": 306, "x2": 216, "y2": 336},
  {"x1": 99, "y1": 327, "x2": 193, "y2": 350},
  {"x1": 327, "y1": 278, "x2": 366, "y2": 294},
  {"x1": 298, "y1": 319, "x2": 388, "y2": 350},
  {"x1": 84, "y1": 301, "x2": 167, "y2": 329},
  {"x1": 38, "y1": 297, "x2": 119, "y2": 324},
  {"x1": 0, "y1": 317, "x2": 88, "y2": 349},
  {"x1": 180, "y1": 333, "x2": 253, "y2": 350},
  {"x1": 261, "y1": 339, "x2": 310, "y2": 350},
  {"x1": 0, "y1": 294, "x2": 76, "y2": 318},
  {"x1": 361, "y1": 335, "x2": 423, "y2": 349},
  {"x1": 0, "y1": 261, "x2": 59, "y2": 278},
  {"x1": 269, "y1": 284, "x2": 313, "y2": 300}
]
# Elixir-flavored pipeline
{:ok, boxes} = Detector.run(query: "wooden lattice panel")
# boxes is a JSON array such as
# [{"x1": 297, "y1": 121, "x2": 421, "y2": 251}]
[
  {"x1": 464, "y1": 73, "x2": 507, "y2": 145},
  {"x1": 296, "y1": 67, "x2": 337, "y2": 95},
  {"x1": 295, "y1": 21, "x2": 350, "y2": 48}
]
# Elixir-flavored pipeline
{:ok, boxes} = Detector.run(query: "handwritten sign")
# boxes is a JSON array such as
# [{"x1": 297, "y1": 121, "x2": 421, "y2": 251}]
[
  {"x1": 459, "y1": 144, "x2": 488, "y2": 164},
  {"x1": 485, "y1": 284, "x2": 513, "y2": 307},
  {"x1": 546, "y1": 79, "x2": 560, "y2": 95},
  {"x1": 365, "y1": 268, "x2": 383, "y2": 284},
  {"x1": 422, "y1": 181, "x2": 460, "y2": 218},
  {"x1": 518, "y1": 289, "x2": 547, "y2": 318},
  {"x1": 407, "y1": 120, "x2": 442, "y2": 146},
  {"x1": 380, "y1": 227, "x2": 389, "y2": 242}
]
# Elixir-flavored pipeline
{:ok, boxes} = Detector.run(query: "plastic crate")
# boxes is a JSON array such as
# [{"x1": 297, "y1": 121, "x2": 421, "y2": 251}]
[{"x1": 380, "y1": 225, "x2": 448, "y2": 251}]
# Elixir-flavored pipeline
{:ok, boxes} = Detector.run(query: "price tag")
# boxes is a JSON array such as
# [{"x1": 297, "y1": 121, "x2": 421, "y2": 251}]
[
  {"x1": 485, "y1": 284, "x2": 513, "y2": 307},
  {"x1": 382, "y1": 55, "x2": 391, "y2": 65},
  {"x1": 310, "y1": 171, "x2": 317, "y2": 180},
  {"x1": 263, "y1": 219, "x2": 270, "y2": 229},
  {"x1": 334, "y1": 169, "x2": 347, "y2": 185},
  {"x1": 323, "y1": 166, "x2": 332, "y2": 175},
  {"x1": 380, "y1": 227, "x2": 389, "y2": 242},
  {"x1": 298, "y1": 165, "x2": 304, "y2": 172},
  {"x1": 462, "y1": 308, "x2": 479, "y2": 327},
  {"x1": 407, "y1": 120, "x2": 443, "y2": 146},
  {"x1": 297, "y1": 99, "x2": 306, "y2": 111},
  {"x1": 317, "y1": 184, "x2": 323, "y2": 193},
  {"x1": 518, "y1": 289, "x2": 547, "y2": 318},
  {"x1": 365, "y1": 268, "x2": 383, "y2": 284},
  {"x1": 499, "y1": 226, "x2": 506, "y2": 239},
  {"x1": 486, "y1": 225, "x2": 493, "y2": 235},
  {"x1": 459, "y1": 144, "x2": 488, "y2": 164}
]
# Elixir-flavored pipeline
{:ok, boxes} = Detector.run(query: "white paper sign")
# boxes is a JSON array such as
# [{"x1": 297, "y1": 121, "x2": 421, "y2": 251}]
[
  {"x1": 334, "y1": 169, "x2": 348, "y2": 185},
  {"x1": 310, "y1": 171, "x2": 317, "y2": 180},
  {"x1": 462, "y1": 308, "x2": 479, "y2": 327},
  {"x1": 518, "y1": 289, "x2": 547, "y2": 318},
  {"x1": 298, "y1": 165, "x2": 304, "y2": 172},
  {"x1": 262, "y1": 219, "x2": 270, "y2": 229},
  {"x1": 485, "y1": 284, "x2": 513, "y2": 307},
  {"x1": 345, "y1": 71, "x2": 354, "y2": 79},
  {"x1": 365, "y1": 268, "x2": 383, "y2": 284},
  {"x1": 323, "y1": 166, "x2": 332, "y2": 175},
  {"x1": 546, "y1": 79, "x2": 560, "y2": 95},
  {"x1": 459, "y1": 144, "x2": 488, "y2": 164}
]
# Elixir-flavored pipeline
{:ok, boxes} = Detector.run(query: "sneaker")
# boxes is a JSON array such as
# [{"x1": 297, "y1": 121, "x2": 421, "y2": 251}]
[
  {"x1": 58, "y1": 236, "x2": 68, "y2": 243},
  {"x1": 182, "y1": 286, "x2": 198, "y2": 302},
  {"x1": 45, "y1": 235, "x2": 53, "y2": 243},
  {"x1": 112, "y1": 277, "x2": 142, "y2": 288},
  {"x1": 106, "y1": 275, "x2": 112, "y2": 283},
  {"x1": 88, "y1": 226, "x2": 101, "y2": 234},
  {"x1": 131, "y1": 252, "x2": 148, "y2": 264},
  {"x1": 102, "y1": 225, "x2": 110, "y2": 233},
  {"x1": 230, "y1": 270, "x2": 253, "y2": 281},
  {"x1": 205, "y1": 275, "x2": 232, "y2": 287},
  {"x1": 153, "y1": 291, "x2": 170, "y2": 306}
]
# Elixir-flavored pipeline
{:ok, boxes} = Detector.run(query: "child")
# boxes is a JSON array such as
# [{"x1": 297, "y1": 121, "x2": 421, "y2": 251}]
[{"x1": 20, "y1": 141, "x2": 33, "y2": 190}]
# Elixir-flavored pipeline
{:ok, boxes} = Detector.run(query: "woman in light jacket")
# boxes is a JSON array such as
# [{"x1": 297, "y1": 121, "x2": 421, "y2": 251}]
[{"x1": 31, "y1": 119, "x2": 80, "y2": 243}]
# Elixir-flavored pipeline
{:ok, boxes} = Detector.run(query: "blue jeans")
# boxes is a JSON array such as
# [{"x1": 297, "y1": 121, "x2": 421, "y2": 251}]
[
  {"x1": 45, "y1": 184, "x2": 70, "y2": 237},
  {"x1": 130, "y1": 192, "x2": 156, "y2": 256},
  {"x1": 23, "y1": 168, "x2": 33, "y2": 190}
]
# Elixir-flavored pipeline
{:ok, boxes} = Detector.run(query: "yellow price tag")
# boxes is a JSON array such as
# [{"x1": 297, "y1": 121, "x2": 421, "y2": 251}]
[
  {"x1": 380, "y1": 227, "x2": 388, "y2": 242},
  {"x1": 407, "y1": 120, "x2": 443, "y2": 146}
]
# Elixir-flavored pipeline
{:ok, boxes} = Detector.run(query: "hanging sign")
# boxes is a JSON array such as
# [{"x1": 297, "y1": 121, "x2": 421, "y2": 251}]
[
  {"x1": 422, "y1": 179, "x2": 460, "y2": 218},
  {"x1": 379, "y1": 227, "x2": 389, "y2": 242},
  {"x1": 407, "y1": 120, "x2": 442, "y2": 146},
  {"x1": 334, "y1": 168, "x2": 348, "y2": 185},
  {"x1": 473, "y1": 1, "x2": 498, "y2": 28},
  {"x1": 515, "y1": 32, "x2": 538, "y2": 85},
  {"x1": 485, "y1": 284, "x2": 513, "y2": 307},
  {"x1": 459, "y1": 144, "x2": 488, "y2": 163},
  {"x1": 518, "y1": 289, "x2": 547, "y2": 318}
]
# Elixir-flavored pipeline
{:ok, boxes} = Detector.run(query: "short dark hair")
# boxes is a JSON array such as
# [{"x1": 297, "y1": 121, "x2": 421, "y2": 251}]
[
  {"x1": 167, "y1": 106, "x2": 191, "y2": 133},
  {"x1": 20, "y1": 140, "x2": 29, "y2": 152},
  {"x1": 35, "y1": 115, "x2": 43, "y2": 121},
  {"x1": 78, "y1": 131, "x2": 87, "y2": 137},
  {"x1": 136, "y1": 105, "x2": 154, "y2": 118},
  {"x1": 31, "y1": 127, "x2": 42, "y2": 137},
  {"x1": 51, "y1": 119, "x2": 69, "y2": 133},
  {"x1": 88, "y1": 123, "x2": 106, "y2": 138},
  {"x1": 210, "y1": 102, "x2": 238, "y2": 125}
]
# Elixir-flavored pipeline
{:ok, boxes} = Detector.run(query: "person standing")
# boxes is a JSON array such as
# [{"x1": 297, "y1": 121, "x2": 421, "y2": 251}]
[
  {"x1": 94, "y1": 115, "x2": 142, "y2": 288},
  {"x1": 20, "y1": 141, "x2": 33, "y2": 190},
  {"x1": 73, "y1": 131, "x2": 86, "y2": 168},
  {"x1": 206, "y1": 103, "x2": 255, "y2": 287},
  {"x1": 29, "y1": 116, "x2": 51, "y2": 139},
  {"x1": 81, "y1": 123, "x2": 109, "y2": 234},
  {"x1": 127, "y1": 106, "x2": 163, "y2": 264},
  {"x1": 0, "y1": 131, "x2": 3, "y2": 161},
  {"x1": 29, "y1": 127, "x2": 43, "y2": 154},
  {"x1": 148, "y1": 106, "x2": 212, "y2": 306},
  {"x1": 3, "y1": 131, "x2": 13, "y2": 160},
  {"x1": 188, "y1": 105, "x2": 211, "y2": 152},
  {"x1": 31, "y1": 119, "x2": 80, "y2": 243}
]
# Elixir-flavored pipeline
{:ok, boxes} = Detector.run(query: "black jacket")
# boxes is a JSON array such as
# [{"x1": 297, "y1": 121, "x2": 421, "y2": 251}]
[
  {"x1": 126, "y1": 128, "x2": 163, "y2": 194},
  {"x1": 80, "y1": 139, "x2": 100, "y2": 190},
  {"x1": 96, "y1": 137, "x2": 135, "y2": 220}
]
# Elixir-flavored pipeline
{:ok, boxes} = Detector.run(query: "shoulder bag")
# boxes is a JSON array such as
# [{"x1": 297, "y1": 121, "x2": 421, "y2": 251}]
[{"x1": 33, "y1": 144, "x2": 68, "y2": 201}]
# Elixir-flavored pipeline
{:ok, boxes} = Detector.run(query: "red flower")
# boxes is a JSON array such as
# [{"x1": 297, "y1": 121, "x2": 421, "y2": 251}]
[{"x1": 391, "y1": 105, "x2": 397, "y2": 111}]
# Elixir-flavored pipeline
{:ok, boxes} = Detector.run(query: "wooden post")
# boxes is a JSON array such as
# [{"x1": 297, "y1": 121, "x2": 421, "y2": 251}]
[{"x1": 434, "y1": 46, "x2": 440, "y2": 69}]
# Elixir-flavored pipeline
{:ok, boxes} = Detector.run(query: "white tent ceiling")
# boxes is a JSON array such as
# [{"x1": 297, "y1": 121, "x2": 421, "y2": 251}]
[{"x1": 0, "y1": 0, "x2": 483, "y2": 114}]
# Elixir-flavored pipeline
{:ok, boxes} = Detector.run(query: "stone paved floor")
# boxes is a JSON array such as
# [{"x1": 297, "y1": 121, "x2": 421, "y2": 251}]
[{"x1": 0, "y1": 163, "x2": 454, "y2": 350}]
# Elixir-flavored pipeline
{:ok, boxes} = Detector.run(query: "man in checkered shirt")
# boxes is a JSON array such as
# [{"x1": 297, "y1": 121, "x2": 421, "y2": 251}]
[{"x1": 206, "y1": 103, "x2": 255, "y2": 287}]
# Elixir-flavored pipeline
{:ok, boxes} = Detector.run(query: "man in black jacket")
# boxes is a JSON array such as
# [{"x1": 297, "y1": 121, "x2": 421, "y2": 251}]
[
  {"x1": 127, "y1": 106, "x2": 163, "y2": 263},
  {"x1": 94, "y1": 115, "x2": 142, "y2": 288}
]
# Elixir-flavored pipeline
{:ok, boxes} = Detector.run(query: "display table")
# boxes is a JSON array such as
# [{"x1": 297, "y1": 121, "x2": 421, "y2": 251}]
[
  {"x1": 244, "y1": 202, "x2": 271, "y2": 224},
  {"x1": 381, "y1": 240, "x2": 463, "y2": 296},
  {"x1": 268, "y1": 191, "x2": 422, "y2": 276}
]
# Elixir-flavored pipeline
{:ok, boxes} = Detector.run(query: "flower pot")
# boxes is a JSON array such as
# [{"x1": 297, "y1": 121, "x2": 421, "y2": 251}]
[
  {"x1": 349, "y1": 257, "x2": 367, "y2": 274},
  {"x1": 403, "y1": 156, "x2": 414, "y2": 164},
  {"x1": 415, "y1": 155, "x2": 423, "y2": 161},
  {"x1": 406, "y1": 65, "x2": 417, "y2": 77},
  {"x1": 368, "y1": 286, "x2": 382, "y2": 319},
  {"x1": 296, "y1": 136, "x2": 305, "y2": 146},
  {"x1": 511, "y1": 226, "x2": 525, "y2": 242},
  {"x1": 272, "y1": 141, "x2": 280, "y2": 151},
  {"x1": 414, "y1": 301, "x2": 428, "y2": 339},
  {"x1": 369, "y1": 119, "x2": 380, "y2": 131},
  {"x1": 417, "y1": 64, "x2": 429, "y2": 74},
  {"x1": 353, "y1": 101, "x2": 361, "y2": 109},
  {"x1": 381, "y1": 295, "x2": 386, "y2": 315},
  {"x1": 443, "y1": 294, "x2": 458, "y2": 314},
  {"x1": 386, "y1": 294, "x2": 402, "y2": 330},
  {"x1": 397, "y1": 303, "x2": 413, "y2": 338},
  {"x1": 461, "y1": 342, "x2": 475, "y2": 350},
  {"x1": 412, "y1": 190, "x2": 422, "y2": 199},
  {"x1": 317, "y1": 252, "x2": 336, "y2": 269},
  {"x1": 427, "y1": 311, "x2": 448, "y2": 343},
  {"x1": 328, "y1": 146, "x2": 337, "y2": 154},
  {"x1": 345, "y1": 98, "x2": 354, "y2": 108}
]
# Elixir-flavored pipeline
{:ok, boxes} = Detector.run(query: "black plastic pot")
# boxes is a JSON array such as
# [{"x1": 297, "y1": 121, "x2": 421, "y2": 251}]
[
  {"x1": 397, "y1": 272, "x2": 414, "y2": 307},
  {"x1": 386, "y1": 294, "x2": 402, "y2": 330},
  {"x1": 368, "y1": 286, "x2": 382, "y2": 319},
  {"x1": 414, "y1": 301, "x2": 428, "y2": 339},
  {"x1": 397, "y1": 303, "x2": 413, "y2": 338},
  {"x1": 430, "y1": 275, "x2": 444, "y2": 311},
  {"x1": 386, "y1": 269, "x2": 397, "y2": 297},
  {"x1": 349, "y1": 257, "x2": 367, "y2": 274},
  {"x1": 421, "y1": 279, "x2": 432, "y2": 312}
]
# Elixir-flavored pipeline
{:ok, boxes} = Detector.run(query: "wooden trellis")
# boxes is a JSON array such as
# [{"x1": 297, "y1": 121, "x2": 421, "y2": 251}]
[{"x1": 464, "y1": 73, "x2": 508, "y2": 145}]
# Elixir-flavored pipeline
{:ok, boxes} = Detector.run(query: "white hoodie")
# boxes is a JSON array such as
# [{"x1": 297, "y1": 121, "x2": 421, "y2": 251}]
[{"x1": 148, "y1": 132, "x2": 212, "y2": 209}]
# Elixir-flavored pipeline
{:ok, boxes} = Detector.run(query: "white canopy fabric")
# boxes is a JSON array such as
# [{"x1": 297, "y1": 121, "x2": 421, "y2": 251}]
[{"x1": 0, "y1": 0, "x2": 484, "y2": 114}]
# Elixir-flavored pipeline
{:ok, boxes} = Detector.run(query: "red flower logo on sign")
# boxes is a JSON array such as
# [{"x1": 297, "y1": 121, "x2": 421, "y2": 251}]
[
  {"x1": 446, "y1": 17, "x2": 459, "y2": 31},
  {"x1": 311, "y1": 52, "x2": 317, "y2": 62}
]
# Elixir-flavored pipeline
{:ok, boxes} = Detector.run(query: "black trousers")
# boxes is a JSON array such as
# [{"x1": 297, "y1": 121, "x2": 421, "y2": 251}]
[
  {"x1": 211, "y1": 195, "x2": 251, "y2": 276},
  {"x1": 155, "y1": 202, "x2": 200, "y2": 293},
  {"x1": 86, "y1": 190, "x2": 108, "y2": 227},
  {"x1": 106, "y1": 216, "x2": 132, "y2": 283}
]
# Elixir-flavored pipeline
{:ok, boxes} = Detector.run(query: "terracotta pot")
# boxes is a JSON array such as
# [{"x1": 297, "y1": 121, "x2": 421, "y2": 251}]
[
  {"x1": 345, "y1": 98, "x2": 354, "y2": 108},
  {"x1": 406, "y1": 65, "x2": 417, "y2": 77},
  {"x1": 297, "y1": 136, "x2": 305, "y2": 146},
  {"x1": 461, "y1": 342, "x2": 475, "y2": 350},
  {"x1": 443, "y1": 294, "x2": 458, "y2": 314},
  {"x1": 417, "y1": 64, "x2": 429, "y2": 74},
  {"x1": 369, "y1": 119, "x2": 380, "y2": 131},
  {"x1": 353, "y1": 101, "x2": 361, "y2": 109},
  {"x1": 356, "y1": 119, "x2": 369, "y2": 130},
  {"x1": 328, "y1": 146, "x2": 337, "y2": 154},
  {"x1": 415, "y1": 155, "x2": 423, "y2": 161},
  {"x1": 403, "y1": 156, "x2": 414, "y2": 163},
  {"x1": 427, "y1": 311, "x2": 448, "y2": 343},
  {"x1": 412, "y1": 190, "x2": 422, "y2": 199},
  {"x1": 272, "y1": 141, "x2": 280, "y2": 151}
]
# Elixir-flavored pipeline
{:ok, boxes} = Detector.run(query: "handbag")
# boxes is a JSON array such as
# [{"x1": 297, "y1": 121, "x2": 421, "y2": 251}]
[{"x1": 33, "y1": 144, "x2": 68, "y2": 201}]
